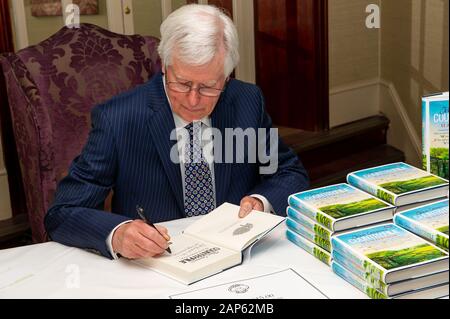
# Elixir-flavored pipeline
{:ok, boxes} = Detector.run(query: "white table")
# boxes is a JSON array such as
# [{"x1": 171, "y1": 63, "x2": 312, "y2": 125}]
[{"x1": 0, "y1": 217, "x2": 368, "y2": 299}]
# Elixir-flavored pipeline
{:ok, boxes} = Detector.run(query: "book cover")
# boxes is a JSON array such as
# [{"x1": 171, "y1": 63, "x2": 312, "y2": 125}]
[
  {"x1": 286, "y1": 229, "x2": 332, "y2": 266},
  {"x1": 332, "y1": 249, "x2": 450, "y2": 297},
  {"x1": 394, "y1": 199, "x2": 449, "y2": 251},
  {"x1": 422, "y1": 92, "x2": 449, "y2": 179},
  {"x1": 331, "y1": 262, "x2": 450, "y2": 299},
  {"x1": 288, "y1": 183, "x2": 394, "y2": 231},
  {"x1": 347, "y1": 162, "x2": 449, "y2": 206},
  {"x1": 331, "y1": 262, "x2": 388, "y2": 299},
  {"x1": 331, "y1": 223, "x2": 448, "y2": 283},
  {"x1": 287, "y1": 206, "x2": 334, "y2": 242},
  {"x1": 286, "y1": 217, "x2": 331, "y2": 252},
  {"x1": 331, "y1": 249, "x2": 388, "y2": 293},
  {"x1": 133, "y1": 203, "x2": 285, "y2": 285}
]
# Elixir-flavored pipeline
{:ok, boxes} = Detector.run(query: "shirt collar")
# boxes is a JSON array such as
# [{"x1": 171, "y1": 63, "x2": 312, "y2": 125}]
[{"x1": 162, "y1": 72, "x2": 211, "y2": 129}]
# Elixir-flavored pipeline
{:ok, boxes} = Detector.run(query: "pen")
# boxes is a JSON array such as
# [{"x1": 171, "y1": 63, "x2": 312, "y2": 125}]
[{"x1": 136, "y1": 205, "x2": 172, "y2": 254}]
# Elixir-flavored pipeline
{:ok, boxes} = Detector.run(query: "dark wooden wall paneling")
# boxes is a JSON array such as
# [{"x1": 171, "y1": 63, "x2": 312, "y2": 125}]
[{"x1": 254, "y1": 0, "x2": 329, "y2": 131}]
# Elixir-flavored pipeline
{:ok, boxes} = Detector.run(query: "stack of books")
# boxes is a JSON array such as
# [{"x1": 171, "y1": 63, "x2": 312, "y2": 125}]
[
  {"x1": 286, "y1": 183, "x2": 395, "y2": 266},
  {"x1": 285, "y1": 162, "x2": 449, "y2": 298},
  {"x1": 331, "y1": 223, "x2": 449, "y2": 299}
]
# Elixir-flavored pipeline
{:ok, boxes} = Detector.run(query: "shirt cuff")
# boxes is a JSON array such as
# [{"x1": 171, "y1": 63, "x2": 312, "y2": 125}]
[
  {"x1": 106, "y1": 220, "x2": 132, "y2": 260},
  {"x1": 250, "y1": 194, "x2": 274, "y2": 214}
]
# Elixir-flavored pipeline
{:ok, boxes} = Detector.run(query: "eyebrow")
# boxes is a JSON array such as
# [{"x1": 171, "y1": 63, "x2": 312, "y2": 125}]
[{"x1": 173, "y1": 72, "x2": 219, "y2": 87}]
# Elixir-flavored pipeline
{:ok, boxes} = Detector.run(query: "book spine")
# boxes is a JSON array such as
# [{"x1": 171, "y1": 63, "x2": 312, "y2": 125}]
[
  {"x1": 287, "y1": 207, "x2": 333, "y2": 241},
  {"x1": 288, "y1": 196, "x2": 335, "y2": 231},
  {"x1": 331, "y1": 237, "x2": 386, "y2": 282},
  {"x1": 332, "y1": 249, "x2": 388, "y2": 294},
  {"x1": 286, "y1": 229, "x2": 332, "y2": 266},
  {"x1": 422, "y1": 98, "x2": 430, "y2": 172},
  {"x1": 331, "y1": 262, "x2": 388, "y2": 299},
  {"x1": 394, "y1": 214, "x2": 449, "y2": 251},
  {"x1": 286, "y1": 218, "x2": 331, "y2": 252}
]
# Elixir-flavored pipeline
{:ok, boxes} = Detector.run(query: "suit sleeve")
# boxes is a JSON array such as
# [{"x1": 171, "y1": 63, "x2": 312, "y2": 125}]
[
  {"x1": 44, "y1": 105, "x2": 131, "y2": 258},
  {"x1": 247, "y1": 88, "x2": 310, "y2": 216}
]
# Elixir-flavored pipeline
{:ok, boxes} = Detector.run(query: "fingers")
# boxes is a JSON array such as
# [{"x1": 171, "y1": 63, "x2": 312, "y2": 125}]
[
  {"x1": 112, "y1": 221, "x2": 170, "y2": 259},
  {"x1": 155, "y1": 225, "x2": 171, "y2": 241},
  {"x1": 239, "y1": 196, "x2": 264, "y2": 218}
]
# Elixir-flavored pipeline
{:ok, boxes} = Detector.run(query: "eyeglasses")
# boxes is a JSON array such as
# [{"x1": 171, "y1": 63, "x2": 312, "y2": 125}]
[{"x1": 164, "y1": 69, "x2": 227, "y2": 98}]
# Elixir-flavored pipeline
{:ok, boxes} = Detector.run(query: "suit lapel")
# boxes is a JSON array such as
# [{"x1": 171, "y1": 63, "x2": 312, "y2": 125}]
[
  {"x1": 146, "y1": 73, "x2": 184, "y2": 214},
  {"x1": 211, "y1": 88, "x2": 233, "y2": 207}
]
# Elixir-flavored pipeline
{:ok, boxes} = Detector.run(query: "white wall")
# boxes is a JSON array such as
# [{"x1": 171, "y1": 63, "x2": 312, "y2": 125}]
[{"x1": 329, "y1": 0, "x2": 449, "y2": 166}]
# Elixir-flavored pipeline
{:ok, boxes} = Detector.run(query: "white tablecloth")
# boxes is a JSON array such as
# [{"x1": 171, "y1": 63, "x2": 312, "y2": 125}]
[{"x1": 0, "y1": 216, "x2": 368, "y2": 299}]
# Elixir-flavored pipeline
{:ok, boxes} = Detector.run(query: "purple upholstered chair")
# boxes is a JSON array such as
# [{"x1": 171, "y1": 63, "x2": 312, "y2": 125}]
[{"x1": 0, "y1": 23, "x2": 161, "y2": 243}]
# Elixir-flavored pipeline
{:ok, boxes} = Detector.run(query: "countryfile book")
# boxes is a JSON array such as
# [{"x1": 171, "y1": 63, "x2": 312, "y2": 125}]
[
  {"x1": 347, "y1": 162, "x2": 449, "y2": 206},
  {"x1": 394, "y1": 199, "x2": 449, "y2": 251},
  {"x1": 286, "y1": 217, "x2": 331, "y2": 252},
  {"x1": 331, "y1": 262, "x2": 449, "y2": 299},
  {"x1": 286, "y1": 229, "x2": 331, "y2": 266},
  {"x1": 287, "y1": 206, "x2": 337, "y2": 242},
  {"x1": 422, "y1": 92, "x2": 449, "y2": 179},
  {"x1": 332, "y1": 249, "x2": 449, "y2": 297},
  {"x1": 288, "y1": 184, "x2": 394, "y2": 231},
  {"x1": 331, "y1": 223, "x2": 448, "y2": 283}
]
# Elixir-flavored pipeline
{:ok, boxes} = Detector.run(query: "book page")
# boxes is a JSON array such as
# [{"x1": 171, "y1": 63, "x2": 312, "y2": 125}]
[
  {"x1": 184, "y1": 203, "x2": 285, "y2": 252},
  {"x1": 169, "y1": 268, "x2": 328, "y2": 299},
  {"x1": 133, "y1": 233, "x2": 240, "y2": 284}
]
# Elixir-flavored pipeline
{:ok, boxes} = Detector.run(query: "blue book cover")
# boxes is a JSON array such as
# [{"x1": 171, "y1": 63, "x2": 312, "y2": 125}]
[
  {"x1": 288, "y1": 184, "x2": 394, "y2": 232},
  {"x1": 286, "y1": 206, "x2": 334, "y2": 241},
  {"x1": 331, "y1": 223, "x2": 448, "y2": 283},
  {"x1": 422, "y1": 92, "x2": 449, "y2": 179},
  {"x1": 286, "y1": 229, "x2": 331, "y2": 266},
  {"x1": 347, "y1": 162, "x2": 448, "y2": 206},
  {"x1": 394, "y1": 199, "x2": 449, "y2": 251},
  {"x1": 286, "y1": 217, "x2": 331, "y2": 252}
]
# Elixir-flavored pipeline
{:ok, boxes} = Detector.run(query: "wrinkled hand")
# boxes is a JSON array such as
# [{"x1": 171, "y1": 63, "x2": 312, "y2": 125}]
[
  {"x1": 112, "y1": 220, "x2": 170, "y2": 259},
  {"x1": 238, "y1": 196, "x2": 264, "y2": 218}
]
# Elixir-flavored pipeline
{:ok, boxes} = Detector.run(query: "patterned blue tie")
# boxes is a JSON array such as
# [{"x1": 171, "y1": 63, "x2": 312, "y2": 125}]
[{"x1": 183, "y1": 122, "x2": 216, "y2": 217}]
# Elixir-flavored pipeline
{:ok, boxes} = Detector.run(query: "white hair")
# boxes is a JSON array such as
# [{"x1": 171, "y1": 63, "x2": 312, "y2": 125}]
[{"x1": 158, "y1": 4, "x2": 240, "y2": 78}]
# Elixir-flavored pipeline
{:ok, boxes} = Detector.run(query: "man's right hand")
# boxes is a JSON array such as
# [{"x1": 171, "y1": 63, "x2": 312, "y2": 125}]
[{"x1": 112, "y1": 220, "x2": 170, "y2": 259}]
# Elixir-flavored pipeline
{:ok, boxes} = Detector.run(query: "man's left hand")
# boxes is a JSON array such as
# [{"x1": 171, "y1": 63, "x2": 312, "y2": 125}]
[{"x1": 238, "y1": 196, "x2": 264, "y2": 218}]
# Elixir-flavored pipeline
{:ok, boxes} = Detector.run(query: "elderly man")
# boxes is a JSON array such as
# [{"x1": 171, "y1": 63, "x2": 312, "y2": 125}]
[{"x1": 45, "y1": 4, "x2": 309, "y2": 260}]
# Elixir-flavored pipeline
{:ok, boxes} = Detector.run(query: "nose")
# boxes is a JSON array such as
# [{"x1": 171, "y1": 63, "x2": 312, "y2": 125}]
[{"x1": 187, "y1": 88, "x2": 201, "y2": 107}]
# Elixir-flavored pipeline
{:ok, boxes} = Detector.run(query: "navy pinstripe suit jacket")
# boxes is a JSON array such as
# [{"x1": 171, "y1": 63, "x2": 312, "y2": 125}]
[{"x1": 44, "y1": 72, "x2": 309, "y2": 258}]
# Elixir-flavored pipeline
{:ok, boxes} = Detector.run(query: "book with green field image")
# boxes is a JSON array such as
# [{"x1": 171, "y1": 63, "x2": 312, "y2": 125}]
[
  {"x1": 331, "y1": 261, "x2": 449, "y2": 299},
  {"x1": 331, "y1": 223, "x2": 449, "y2": 284},
  {"x1": 287, "y1": 206, "x2": 335, "y2": 242},
  {"x1": 332, "y1": 249, "x2": 449, "y2": 297},
  {"x1": 286, "y1": 229, "x2": 332, "y2": 266},
  {"x1": 288, "y1": 184, "x2": 394, "y2": 232},
  {"x1": 286, "y1": 217, "x2": 331, "y2": 252},
  {"x1": 347, "y1": 162, "x2": 449, "y2": 206},
  {"x1": 394, "y1": 199, "x2": 449, "y2": 251},
  {"x1": 422, "y1": 92, "x2": 449, "y2": 179}
]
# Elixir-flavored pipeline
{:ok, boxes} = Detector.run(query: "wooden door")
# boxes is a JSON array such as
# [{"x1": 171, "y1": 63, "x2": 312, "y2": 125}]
[{"x1": 254, "y1": 0, "x2": 329, "y2": 131}]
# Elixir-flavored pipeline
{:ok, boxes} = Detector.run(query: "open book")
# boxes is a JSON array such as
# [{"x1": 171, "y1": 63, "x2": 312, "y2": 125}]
[{"x1": 133, "y1": 203, "x2": 285, "y2": 285}]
